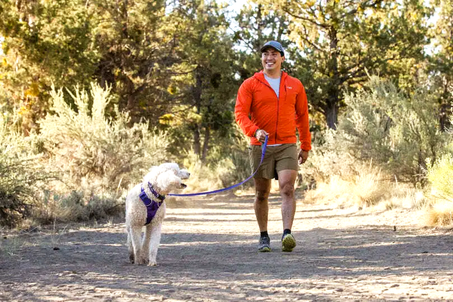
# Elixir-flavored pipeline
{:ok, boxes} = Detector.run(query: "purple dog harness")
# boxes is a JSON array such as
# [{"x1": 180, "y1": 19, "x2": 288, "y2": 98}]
[{"x1": 139, "y1": 183, "x2": 165, "y2": 225}]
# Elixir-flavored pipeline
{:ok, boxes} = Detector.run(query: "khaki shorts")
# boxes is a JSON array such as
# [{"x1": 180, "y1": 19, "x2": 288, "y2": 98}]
[{"x1": 249, "y1": 144, "x2": 298, "y2": 180}]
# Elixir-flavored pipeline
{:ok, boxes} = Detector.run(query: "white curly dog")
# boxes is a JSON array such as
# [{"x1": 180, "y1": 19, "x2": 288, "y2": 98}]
[{"x1": 125, "y1": 163, "x2": 190, "y2": 266}]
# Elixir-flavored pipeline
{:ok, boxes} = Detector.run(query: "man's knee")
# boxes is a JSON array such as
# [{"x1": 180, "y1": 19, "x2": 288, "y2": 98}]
[
  {"x1": 280, "y1": 182, "x2": 295, "y2": 197},
  {"x1": 256, "y1": 190, "x2": 269, "y2": 203}
]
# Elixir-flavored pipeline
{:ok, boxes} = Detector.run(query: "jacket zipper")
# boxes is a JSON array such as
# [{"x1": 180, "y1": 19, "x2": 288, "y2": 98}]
[
  {"x1": 275, "y1": 85, "x2": 279, "y2": 144},
  {"x1": 257, "y1": 74, "x2": 285, "y2": 144},
  {"x1": 274, "y1": 77, "x2": 287, "y2": 143}
]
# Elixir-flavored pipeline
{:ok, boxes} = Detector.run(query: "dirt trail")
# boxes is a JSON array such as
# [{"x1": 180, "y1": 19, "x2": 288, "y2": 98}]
[{"x1": 1, "y1": 193, "x2": 453, "y2": 301}]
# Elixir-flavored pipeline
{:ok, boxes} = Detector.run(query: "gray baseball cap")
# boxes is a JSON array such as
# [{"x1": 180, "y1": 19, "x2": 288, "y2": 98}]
[{"x1": 260, "y1": 41, "x2": 285, "y2": 56}]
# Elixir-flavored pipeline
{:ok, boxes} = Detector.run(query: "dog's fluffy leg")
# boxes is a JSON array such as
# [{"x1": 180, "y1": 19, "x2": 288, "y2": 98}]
[
  {"x1": 146, "y1": 223, "x2": 162, "y2": 266},
  {"x1": 140, "y1": 224, "x2": 152, "y2": 264},
  {"x1": 126, "y1": 225, "x2": 134, "y2": 263},
  {"x1": 130, "y1": 225, "x2": 143, "y2": 265}
]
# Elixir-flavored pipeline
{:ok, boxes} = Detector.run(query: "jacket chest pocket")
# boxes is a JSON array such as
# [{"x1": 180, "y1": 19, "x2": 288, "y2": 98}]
[{"x1": 283, "y1": 89, "x2": 297, "y2": 106}]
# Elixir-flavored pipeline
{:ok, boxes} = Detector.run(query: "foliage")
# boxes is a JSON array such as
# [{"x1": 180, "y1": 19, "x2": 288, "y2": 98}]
[
  {"x1": 233, "y1": 3, "x2": 291, "y2": 80},
  {"x1": 424, "y1": 146, "x2": 453, "y2": 227},
  {"x1": 0, "y1": 0, "x2": 100, "y2": 132},
  {"x1": 0, "y1": 114, "x2": 50, "y2": 227},
  {"x1": 38, "y1": 83, "x2": 170, "y2": 193},
  {"x1": 91, "y1": 0, "x2": 176, "y2": 123},
  {"x1": 342, "y1": 77, "x2": 448, "y2": 184},
  {"x1": 34, "y1": 190, "x2": 122, "y2": 224},
  {"x1": 159, "y1": 0, "x2": 239, "y2": 161},
  {"x1": 427, "y1": 151, "x2": 453, "y2": 202},
  {"x1": 423, "y1": 201, "x2": 453, "y2": 226},
  {"x1": 303, "y1": 168, "x2": 426, "y2": 210},
  {"x1": 308, "y1": 76, "x2": 447, "y2": 185},
  {"x1": 427, "y1": 0, "x2": 453, "y2": 131},
  {"x1": 255, "y1": 0, "x2": 432, "y2": 128},
  {"x1": 1, "y1": 0, "x2": 453, "y2": 226}
]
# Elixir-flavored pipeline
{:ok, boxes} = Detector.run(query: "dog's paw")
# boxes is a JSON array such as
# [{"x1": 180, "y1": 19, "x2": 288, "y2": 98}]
[
  {"x1": 136, "y1": 257, "x2": 148, "y2": 265},
  {"x1": 148, "y1": 261, "x2": 158, "y2": 266}
]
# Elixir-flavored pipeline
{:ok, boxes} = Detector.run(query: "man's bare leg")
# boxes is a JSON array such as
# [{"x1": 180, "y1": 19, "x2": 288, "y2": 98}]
[
  {"x1": 254, "y1": 177, "x2": 272, "y2": 232},
  {"x1": 254, "y1": 177, "x2": 272, "y2": 252},
  {"x1": 278, "y1": 169, "x2": 298, "y2": 251}
]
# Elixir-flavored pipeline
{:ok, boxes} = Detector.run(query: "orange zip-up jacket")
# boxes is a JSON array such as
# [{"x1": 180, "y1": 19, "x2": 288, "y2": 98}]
[{"x1": 235, "y1": 71, "x2": 311, "y2": 151}]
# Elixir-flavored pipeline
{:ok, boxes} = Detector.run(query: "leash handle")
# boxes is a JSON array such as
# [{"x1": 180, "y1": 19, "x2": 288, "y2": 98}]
[{"x1": 168, "y1": 135, "x2": 269, "y2": 197}]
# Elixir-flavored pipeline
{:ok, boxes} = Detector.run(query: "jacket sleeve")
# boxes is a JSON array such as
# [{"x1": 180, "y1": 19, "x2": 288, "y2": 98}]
[
  {"x1": 295, "y1": 83, "x2": 312, "y2": 151},
  {"x1": 235, "y1": 80, "x2": 259, "y2": 137}
]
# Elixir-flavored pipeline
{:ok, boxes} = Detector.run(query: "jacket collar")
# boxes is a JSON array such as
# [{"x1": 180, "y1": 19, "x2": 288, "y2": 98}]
[{"x1": 254, "y1": 70, "x2": 287, "y2": 84}]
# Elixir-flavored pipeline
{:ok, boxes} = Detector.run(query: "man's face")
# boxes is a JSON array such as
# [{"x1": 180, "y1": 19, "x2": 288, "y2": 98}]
[{"x1": 261, "y1": 48, "x2": 284, "y2": 72}]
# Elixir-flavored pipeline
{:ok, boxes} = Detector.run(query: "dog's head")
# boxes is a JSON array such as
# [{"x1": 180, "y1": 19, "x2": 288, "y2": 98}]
[{"x1": 143, "y1": 163, "x2": 190, "y2": 195}]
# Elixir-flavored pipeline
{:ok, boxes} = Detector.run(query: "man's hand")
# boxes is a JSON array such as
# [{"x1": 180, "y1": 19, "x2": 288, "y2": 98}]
[
  {"x1": 255, "y1": 129, "x2": 269, "y2": 143},
  {"x1": 298, "y1": 150, "x2": 309, "y2": 164}
]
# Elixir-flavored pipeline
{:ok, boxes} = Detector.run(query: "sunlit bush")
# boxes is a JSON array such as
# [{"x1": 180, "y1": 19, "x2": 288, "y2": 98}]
[
  {"x1": 427, "y1": 152, "x2": 453, "y2": 202},
  {"x1": 424, "y1": 151, "x2": 453, "y2": 226},
  {"x1": 302, "y1": 77, "x2": 446, "y2": 211},
  {"x1": 39, "y1": 83, "x2": 170, "y2": 193},
  {"x1": 0, "y1": 114, "x2": 50, "y2": 227},
  {"x1": 308, "y1": 77, "x2": 447, "y2": 186},
  {"x1": 32, "y1": 83, "x2": 170, "y2": 223}
]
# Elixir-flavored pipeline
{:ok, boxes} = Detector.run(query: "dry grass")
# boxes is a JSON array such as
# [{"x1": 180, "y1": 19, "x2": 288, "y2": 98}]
[
  {"x1": 423, "y1": 201, "x2": 453, "y2": 227},
  {"x1": 304, "y1": 165, "x2": 427, "y2": 211},
  {"x1": 304, "y1": 176, "x2": 356, "y2": 207}
]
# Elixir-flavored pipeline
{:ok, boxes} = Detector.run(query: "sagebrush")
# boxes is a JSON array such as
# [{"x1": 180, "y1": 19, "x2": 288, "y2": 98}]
[
  {"x1": 39, "y1": 83, "x2": 170, "y2": 193},
  {"x1": 307, "y1": 77, "x2": 448, "y2": 186},
  {"x1": 0, "y1": 113, "x2": 51, "y2": 227}
]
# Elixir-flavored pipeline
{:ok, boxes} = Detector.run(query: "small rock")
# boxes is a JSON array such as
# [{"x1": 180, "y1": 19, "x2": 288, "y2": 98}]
[{"x1": 53, "y1": 247, "x2": 60, "y2": 250}]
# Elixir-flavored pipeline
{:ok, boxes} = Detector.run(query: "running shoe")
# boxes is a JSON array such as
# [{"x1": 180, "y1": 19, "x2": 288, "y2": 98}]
[
  {"x1": 281, "y1": 233, "x2": 296, "y2": 252},
  {"x1": 258, "y1": 236, "x2": 271, "y2": 252}
]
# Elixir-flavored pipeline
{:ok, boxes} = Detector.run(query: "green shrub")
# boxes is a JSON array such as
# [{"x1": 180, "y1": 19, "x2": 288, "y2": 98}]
[
  {"x1": 424, "y1": 150, "x2": 453, "y2": 227},
  {"x1": 427, "y1": 152, "x2": 453, "y2": 202},
  {"x1": 34, "y1": 190, "x2": 123, "y2": 224},
  {"x1": 310, "y1": 77, "x2": 447, "y2": 186},
  {"x1": 0, "y1": 114, "x2": 50, "y2": 227},
  {"x1": 39, "y1": 83, "x2": 170, "y2": 193}
]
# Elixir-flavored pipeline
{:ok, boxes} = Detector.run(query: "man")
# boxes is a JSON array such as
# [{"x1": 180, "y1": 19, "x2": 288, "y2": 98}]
[{"x1": 235, "y1": 41, "x2": 311, "y2": 252}]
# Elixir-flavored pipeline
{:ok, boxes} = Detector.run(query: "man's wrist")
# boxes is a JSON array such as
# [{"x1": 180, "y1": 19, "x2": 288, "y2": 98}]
[{"x1": 254, "y1": 129, "x2": 260, "y2": 138}]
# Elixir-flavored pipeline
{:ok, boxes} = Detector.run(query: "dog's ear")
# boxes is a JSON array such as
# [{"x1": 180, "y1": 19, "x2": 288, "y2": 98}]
[{"x1": 156, "y1": 170, "x2": 185, "y2": 192}]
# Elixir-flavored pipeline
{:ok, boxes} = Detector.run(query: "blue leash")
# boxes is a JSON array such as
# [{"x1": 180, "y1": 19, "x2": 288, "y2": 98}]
[{"x1": 168, "y1": 135, "x2": 268, "y2": 197}]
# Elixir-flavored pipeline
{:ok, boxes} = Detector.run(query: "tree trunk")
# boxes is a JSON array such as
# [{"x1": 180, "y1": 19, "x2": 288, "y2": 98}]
[
  {"x1": 326, "y1": 23, "x2": 340, "y2": 129},
  {"x1": 192, "y1": 67, "x2": 203, "y2": 157},
  {"x1": 193, "y1": 128, "x2": 201, "y2": 156},
  {"x1": 325, "y1": 100, "x2": 339, "y2": 130},
  {"x1": 439, "y1": 81, "x2": 452, "y2": 132},
  {"x1": 201, "y1": 126, "x2": 210, "y2": 161}
]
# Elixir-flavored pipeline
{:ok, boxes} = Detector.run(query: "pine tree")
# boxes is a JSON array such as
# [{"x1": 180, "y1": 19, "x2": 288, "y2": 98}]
[
  {"x1": 257, "y1": 0, "x2": 432, "y2": 129},
  {"x1": 161, "y1": 0, "x2": 238, "y2": 160},
  {"x1": 428, "y1": 0, "x2": 453, "y2": 131}
]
